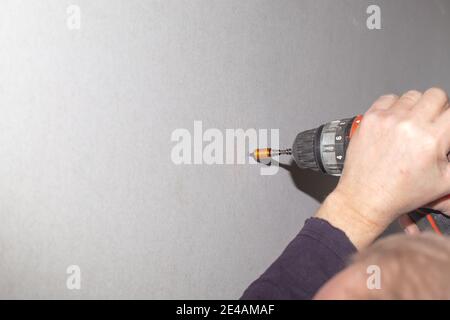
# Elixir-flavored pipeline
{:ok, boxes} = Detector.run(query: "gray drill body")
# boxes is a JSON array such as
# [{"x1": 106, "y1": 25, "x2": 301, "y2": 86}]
[{"x1": 292, "y1": 117, "x2": 356, "y2": 176}]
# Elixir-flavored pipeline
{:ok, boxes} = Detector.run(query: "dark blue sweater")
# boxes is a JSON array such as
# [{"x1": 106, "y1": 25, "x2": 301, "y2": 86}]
[{"x1": 241, "y1": 218, "x2": 357, "y2": 300}]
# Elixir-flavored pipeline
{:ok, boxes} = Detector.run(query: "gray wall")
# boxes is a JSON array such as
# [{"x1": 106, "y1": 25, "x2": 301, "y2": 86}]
[{"x1": 0, "y1": 0, "x2": 449, "y2": 299}]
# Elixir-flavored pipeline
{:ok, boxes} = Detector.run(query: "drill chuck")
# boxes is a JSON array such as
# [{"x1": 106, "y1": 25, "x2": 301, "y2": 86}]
[{"x1": 292, "y1": 116, "x2": 362, "y2": 176}]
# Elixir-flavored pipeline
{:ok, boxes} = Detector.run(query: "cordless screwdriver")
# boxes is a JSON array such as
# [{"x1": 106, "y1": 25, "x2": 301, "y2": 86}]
[{"x1": 252, "y1": 115, "x2": 450, "y2": 235}]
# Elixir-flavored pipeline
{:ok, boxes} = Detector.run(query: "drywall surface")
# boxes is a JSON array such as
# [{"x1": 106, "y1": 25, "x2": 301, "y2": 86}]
[{"x1": 0, "y1": 0, "x2": 449, "y2": 299}]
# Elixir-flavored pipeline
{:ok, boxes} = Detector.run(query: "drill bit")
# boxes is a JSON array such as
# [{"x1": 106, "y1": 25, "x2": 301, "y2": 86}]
[{"x1": 251, "y1": 148, "x2": 292, "y2": 162}]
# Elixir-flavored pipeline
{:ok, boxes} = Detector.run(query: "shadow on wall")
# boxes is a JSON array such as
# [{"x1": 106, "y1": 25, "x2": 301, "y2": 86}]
[
  {"x1": 275, "y1": 159, "x2": 401, "y2": 236},
  {"x1": 277, "y1": 159, "x2": 339, "y2": 203}
]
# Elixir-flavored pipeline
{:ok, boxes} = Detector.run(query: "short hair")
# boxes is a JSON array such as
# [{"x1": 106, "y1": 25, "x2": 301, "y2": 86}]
[{"x1": 349, "y1": 233, "x2": 450, "y2": 299}]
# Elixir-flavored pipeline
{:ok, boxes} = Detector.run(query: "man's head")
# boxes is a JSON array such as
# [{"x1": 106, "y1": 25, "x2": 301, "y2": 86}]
[{"x1": 314, "y1": 233, "x2": 450, "y2": 299}]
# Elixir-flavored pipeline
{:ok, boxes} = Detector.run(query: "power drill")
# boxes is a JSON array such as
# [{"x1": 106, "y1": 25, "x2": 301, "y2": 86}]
[{"x1": 253, "y1": 115, "x2": 450, "y2": 235}]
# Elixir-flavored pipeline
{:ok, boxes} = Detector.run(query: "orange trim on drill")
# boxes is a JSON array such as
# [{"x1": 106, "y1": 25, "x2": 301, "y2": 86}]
[
  {"x1": 349, "y1": 115, "x2": 363, "y2": 139},
  {"x1": 426, "y1": 214, "x2": 443, "y2": 235},
  {"x1": 417, "y1": 209, "x2": 443, "y2": 235}
]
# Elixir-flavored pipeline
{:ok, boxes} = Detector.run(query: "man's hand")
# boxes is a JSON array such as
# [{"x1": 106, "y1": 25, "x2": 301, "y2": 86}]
[{"x1": 316, "y1": 88, "x2": 450, "y2": 248}]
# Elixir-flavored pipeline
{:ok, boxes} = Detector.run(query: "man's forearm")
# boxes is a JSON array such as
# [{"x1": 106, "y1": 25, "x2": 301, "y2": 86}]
[{"x1": 241, "y1": 216, "x2": 356, "y2": 300}]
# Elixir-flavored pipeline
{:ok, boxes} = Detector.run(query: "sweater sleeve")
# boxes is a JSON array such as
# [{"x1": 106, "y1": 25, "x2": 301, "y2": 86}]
[{"x1": 241, "y1": 217, "x2": 357, "y2": 300}]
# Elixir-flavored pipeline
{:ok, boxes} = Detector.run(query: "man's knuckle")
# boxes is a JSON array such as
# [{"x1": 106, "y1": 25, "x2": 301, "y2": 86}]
[
  {"x1": 400, "y1": 90, "x2": 422, "y2": 104},
  {"x1": 395, "y1": 119, "x2": 413, "y2": 132},
  {"x1": 395, "y1": 120, "x2": 427, "y2": 141},
  {"x1": 415, "y1": 128, "x2": 439, "y2": 150},
  {"x1": 418, "y1": 98, "x2": 434, "y2": 111},
  {"x1": 426, "y1": 87, "x2": 448, "y2": 102},
  {"x1": 364, "y1": 109, "x2": 384, "y2": 123},
  {"x1": 380, "y1": 94, "x2": 398, "y2": 100},
  {"x1": 406, "y1": 89, "x2": 422, "y2": 96},
  {"x1": 369, "y1": 102, "x2": 385, "y2": 112},
  {"x1": 368, "y1": 94, "x2": 399, "y2": 112}
]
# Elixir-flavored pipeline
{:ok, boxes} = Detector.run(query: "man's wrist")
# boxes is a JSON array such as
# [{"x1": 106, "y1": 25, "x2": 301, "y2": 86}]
[{"x1": 315, "y1": 190, "x2": 387, "y2": 249}]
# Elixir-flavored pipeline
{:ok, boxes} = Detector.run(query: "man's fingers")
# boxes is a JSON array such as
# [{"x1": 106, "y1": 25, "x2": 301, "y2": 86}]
[
  {"x1": 391, "y1": 90, "x2": 422, "y2": 113},
  {"x1": 367, "y1": 94, "x2": 398, "y2": 113},
  {"x1": 413, "y1": 87, "x2": 449, "y2": 120},
  {"x1": 398, "y1": 214, "x2": 421, "y2": 235},
  {"x1": 436, "y1": 101, "x2": 450, "y2": 129}
]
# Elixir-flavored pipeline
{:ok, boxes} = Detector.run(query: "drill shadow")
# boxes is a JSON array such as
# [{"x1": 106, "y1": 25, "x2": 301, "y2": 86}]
[
  {"x1": 271, "y1": 159, "x2": 401, "y2": 237},
  {"x1": 271, "y1": 159, "x2": 339, "y2": 203}
]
